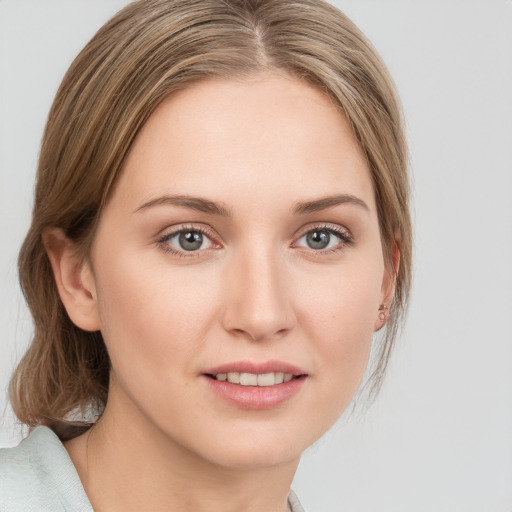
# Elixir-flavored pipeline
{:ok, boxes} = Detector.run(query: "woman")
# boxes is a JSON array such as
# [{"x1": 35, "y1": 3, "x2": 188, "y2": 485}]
[{"x1": 0, "y1": 0, "x2": 411, "y2": 510}]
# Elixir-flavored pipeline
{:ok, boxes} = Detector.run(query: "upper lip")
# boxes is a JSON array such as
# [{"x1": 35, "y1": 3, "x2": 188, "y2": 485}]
[{"x1": 203, "y1": 360, "x2": 306, "y2": 376}]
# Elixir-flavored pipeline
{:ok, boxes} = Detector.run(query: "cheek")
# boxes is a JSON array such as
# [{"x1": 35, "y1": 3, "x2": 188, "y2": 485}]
[
  {"x1": 296, "y1": 256, "x2": 383, "y2": 408},
  {"x1": 93, "y1": 250, "x2": 219, "y2": 381}
]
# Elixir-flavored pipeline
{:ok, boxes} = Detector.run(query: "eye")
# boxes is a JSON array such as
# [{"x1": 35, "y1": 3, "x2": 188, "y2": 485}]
[
  {"x1": 158, "y1": 226, "x2": 216, "y2": 254},
  {"x1": 295, "y1": 226, "x2": 353, "y2": 252}
]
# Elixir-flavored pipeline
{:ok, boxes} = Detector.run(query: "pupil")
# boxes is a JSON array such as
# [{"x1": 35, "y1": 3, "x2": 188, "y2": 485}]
[
  {"x1": 179, "y1": 231, "x2": 203, "y2": 251},
  {"x1": 307, "y1": 230, "x2": 329, "y2": 249}
]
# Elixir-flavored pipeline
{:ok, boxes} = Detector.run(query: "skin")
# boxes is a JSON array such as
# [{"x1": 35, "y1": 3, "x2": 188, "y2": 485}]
[{"x1": 45, "y1": 74, "x2": 396, "y2": 512}]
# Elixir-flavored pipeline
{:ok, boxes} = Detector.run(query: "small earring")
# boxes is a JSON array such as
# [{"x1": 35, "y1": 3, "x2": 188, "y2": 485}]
[{"x1": 378, "y1": 304, "x2": 389, "y2": 321}]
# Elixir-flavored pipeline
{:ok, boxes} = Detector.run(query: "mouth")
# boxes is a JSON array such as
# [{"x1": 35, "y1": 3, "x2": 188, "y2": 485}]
[
  {"x1": 202, "y1": 361, "x2": 307, "y2": 409},
  {"x1": 206, "y1": 372, "x2": 300, "y2": 386}
]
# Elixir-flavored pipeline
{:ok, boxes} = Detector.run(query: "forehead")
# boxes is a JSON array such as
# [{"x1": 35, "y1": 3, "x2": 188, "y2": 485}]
[{"x1": 114, "y1": 74, "x2": 374, "y2": 212}]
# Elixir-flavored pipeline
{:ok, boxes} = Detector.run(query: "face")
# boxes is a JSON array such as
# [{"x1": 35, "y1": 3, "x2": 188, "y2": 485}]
[{"x1": 78, "y1": 75, "x2": 392, "y2": 468}]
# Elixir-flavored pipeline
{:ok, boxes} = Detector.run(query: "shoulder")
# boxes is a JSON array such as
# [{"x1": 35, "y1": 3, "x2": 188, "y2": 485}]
[
  {"x1": 288, "y1": 488, "x2": 308, "y2": 512},
  {"x1": 0, "y1": 426, "x2": 93, "y2": 512}
]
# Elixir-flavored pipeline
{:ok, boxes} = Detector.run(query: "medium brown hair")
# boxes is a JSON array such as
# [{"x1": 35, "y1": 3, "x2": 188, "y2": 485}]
[{"x1": 10, "y1": 0, "x2": 412, "y2": 439}]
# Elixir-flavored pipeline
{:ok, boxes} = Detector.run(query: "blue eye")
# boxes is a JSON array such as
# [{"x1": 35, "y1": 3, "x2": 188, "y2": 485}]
[
  {"x1": 161, "y1": 229, "x2": 214, "y2": 252},
  {"x1": 296, "y1": 227, "x2": 352, "y2": 251}
]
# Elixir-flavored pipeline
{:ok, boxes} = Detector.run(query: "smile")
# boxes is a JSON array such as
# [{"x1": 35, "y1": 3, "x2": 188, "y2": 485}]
[
  {"x1": 210, "y1": 372, "x2": 295, "y2": 386},
  {"x1": 203, "y1": 361, "x2": 307, "y2": 409}
]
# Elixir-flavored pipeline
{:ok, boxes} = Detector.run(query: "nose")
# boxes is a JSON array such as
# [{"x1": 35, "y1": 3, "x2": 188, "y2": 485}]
[{"x1": 221, "y1": 246, "x2": 296, "y2": 342}]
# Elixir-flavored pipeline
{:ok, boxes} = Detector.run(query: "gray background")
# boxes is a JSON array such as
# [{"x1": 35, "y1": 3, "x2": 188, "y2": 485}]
[{"x1": 1, "y1": 1, "x2": 511, "y2": 511}]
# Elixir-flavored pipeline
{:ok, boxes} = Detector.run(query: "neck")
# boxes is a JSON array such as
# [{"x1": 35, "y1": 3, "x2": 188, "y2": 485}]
[{"x1": 65, "y1": 388, "x2": 299, "y2": 512}]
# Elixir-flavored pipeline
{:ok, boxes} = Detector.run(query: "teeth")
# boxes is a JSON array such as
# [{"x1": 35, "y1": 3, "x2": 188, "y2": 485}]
[
  {"x1": 217, "y1": 372, "x2": 295, "y2": 386},
  {"x1": 257, "y1": 373, "x2": 275, "y2": 386},
  {"x1": 240, "y1": 372, "x2": 258, "y2": 386},
  {"x1": 227, "y1": 372, "x2": 240, "y2": 384}
]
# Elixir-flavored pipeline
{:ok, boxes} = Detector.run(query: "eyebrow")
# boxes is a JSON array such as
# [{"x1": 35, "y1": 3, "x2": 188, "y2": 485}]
[
  {"x1": 293, "y1": 194, "x2": 369, "y2": 214},
  {"x1": 134, "y1": 193, "x2": 369, "y2": 217},
  {"x1": 134, "y1": 194, "x2": 231, "y2": 216}
]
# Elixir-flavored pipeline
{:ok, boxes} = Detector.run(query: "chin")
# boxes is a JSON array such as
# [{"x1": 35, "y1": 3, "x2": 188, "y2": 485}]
[
  {"x1": 191, "y1": 421, "x2": 326, "y2": 471},
  {"x1": 207, "y1": 441, "x2": 302, "y2": 471}
]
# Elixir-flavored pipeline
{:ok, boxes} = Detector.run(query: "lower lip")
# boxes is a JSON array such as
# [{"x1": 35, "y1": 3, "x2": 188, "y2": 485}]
[{"x1": 203, "y1": 375, "x2": 307, "y2": 410}]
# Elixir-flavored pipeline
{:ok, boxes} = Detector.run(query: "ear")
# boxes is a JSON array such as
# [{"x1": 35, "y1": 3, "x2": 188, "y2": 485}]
[
  {"x1": 43, "y1": 227, "x2": 101, "y2": 332},
  {"x1": 374, "y1": 239, "x2": 400, "y2": 331}
]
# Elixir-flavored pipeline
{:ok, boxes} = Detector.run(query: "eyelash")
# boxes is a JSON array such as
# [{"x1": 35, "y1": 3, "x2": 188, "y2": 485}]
[
  {"x1": 294, "y1": 224, "x2": 355, "y2": 255},
  {"x1": 156, "y1": 224, "x2": 219, "y2": 258},
  {"x1": 156, "y1": 223, "x2": 354, "y2": 258}
]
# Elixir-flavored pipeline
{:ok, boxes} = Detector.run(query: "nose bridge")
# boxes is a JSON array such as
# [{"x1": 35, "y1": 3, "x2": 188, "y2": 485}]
[{"x1": 222, "y1": 241, "x2": 294, "y2": 341}]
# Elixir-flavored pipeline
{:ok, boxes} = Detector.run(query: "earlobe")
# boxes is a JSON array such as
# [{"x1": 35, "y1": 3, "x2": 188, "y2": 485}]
[{"x1": 43, "y1": 227, "x2": 101, "y2": 332}]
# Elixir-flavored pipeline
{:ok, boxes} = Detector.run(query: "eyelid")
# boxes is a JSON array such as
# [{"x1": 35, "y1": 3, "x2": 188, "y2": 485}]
[
  {"x1": 155, "y1": 221, "x2": 353, "y2": 258},
  {"x1": 292, "y1": 223, "x2": 354, "y2": 251},
  {"x1": 156, "y1": 223, "x2": 222, "y2": 256}
]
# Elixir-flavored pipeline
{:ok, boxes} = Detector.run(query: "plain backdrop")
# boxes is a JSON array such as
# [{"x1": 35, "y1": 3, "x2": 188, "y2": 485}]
[{"x1": 1, "y1": 1, "x2": 511, "y2": 511}]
